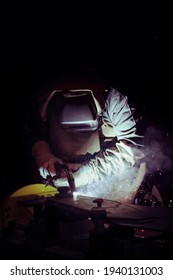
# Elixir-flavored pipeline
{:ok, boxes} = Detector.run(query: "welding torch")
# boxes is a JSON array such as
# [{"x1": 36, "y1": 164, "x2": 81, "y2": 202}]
[
  {"x1": 61, "y1": 162, "x2": 77, "y2": 193},
  {"x1": 44, "y1": 161, "x2": 77, "y2": 193}
]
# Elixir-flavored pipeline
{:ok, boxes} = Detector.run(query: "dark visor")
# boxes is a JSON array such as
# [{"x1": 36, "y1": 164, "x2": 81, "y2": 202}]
[{"x1": 57, "y1": 89, "x2": 99, "y2": 132}]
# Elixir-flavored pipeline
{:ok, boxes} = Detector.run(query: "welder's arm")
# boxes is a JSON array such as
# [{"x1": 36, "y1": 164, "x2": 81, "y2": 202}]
[
  {"x1": 31, "y1": 140, "x2": 63, "y2": 179},
  {"x1": 53, "y1": 141, "x2": 143, "y2": 188}
]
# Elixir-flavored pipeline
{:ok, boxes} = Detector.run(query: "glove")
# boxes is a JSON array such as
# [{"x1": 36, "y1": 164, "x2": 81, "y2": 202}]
[{"x1": 31, "y1": 140, "x2": 63, "y2": 179}]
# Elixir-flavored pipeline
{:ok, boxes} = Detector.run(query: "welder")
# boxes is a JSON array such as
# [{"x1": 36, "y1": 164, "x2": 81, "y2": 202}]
[{"x1": 24, "y1": 67, "x2": 144, "y2": 201}]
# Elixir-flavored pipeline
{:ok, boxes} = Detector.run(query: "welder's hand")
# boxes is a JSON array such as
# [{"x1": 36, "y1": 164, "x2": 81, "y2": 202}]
[
  {"x1": 52, "y1": 165, "x2": 93, "y2": 188},
  {"x1": 52, "y1": 177, "x2": 69, "y2": 187},
  {"x1": 31, "y1": 140, "x2": 63, "y2": 179},
  {"x1": 38, "y1": 158, "x2": 62, "y2": 179}
]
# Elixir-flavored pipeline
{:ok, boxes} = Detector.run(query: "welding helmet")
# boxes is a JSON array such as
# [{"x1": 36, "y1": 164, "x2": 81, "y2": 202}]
[{"x1": 47, "y1": 89, "x2": 101, "y2": 161}]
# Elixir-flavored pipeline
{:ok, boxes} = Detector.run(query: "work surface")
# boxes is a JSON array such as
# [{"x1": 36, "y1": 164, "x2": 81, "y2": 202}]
[
  {"x1": 47, "y1": 194, "x2": 173, "y2": 233},
  {"x1": 1, "y1": 193, "x2": 173, "y2": 260}
]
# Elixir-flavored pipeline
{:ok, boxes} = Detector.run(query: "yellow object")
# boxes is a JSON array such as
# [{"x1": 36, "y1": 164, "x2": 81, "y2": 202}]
[
  {"x1": 10, "y1": 183, "x2": 58, "y2": 197},
  {"x1": 0, "y1": 184, "x2": 58, "y2": 230}
]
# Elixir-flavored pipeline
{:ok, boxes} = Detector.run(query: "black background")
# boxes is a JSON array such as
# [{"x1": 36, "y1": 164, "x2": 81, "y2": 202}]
[{"x1": 0, "y1": 2, "x2": 173, "y2": 199}]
